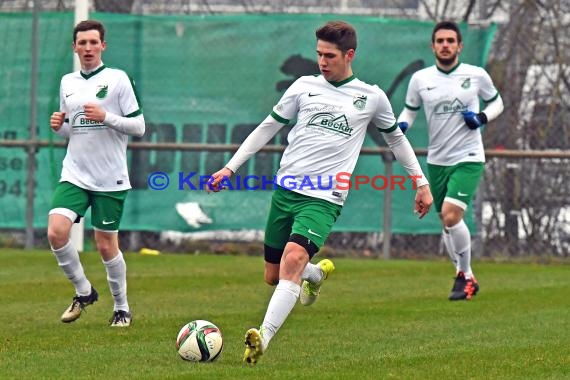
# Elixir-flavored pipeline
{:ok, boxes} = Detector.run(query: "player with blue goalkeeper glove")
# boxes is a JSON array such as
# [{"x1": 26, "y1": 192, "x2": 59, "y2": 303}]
[
  {"x1": 461, "y1": 111, "x2": 488, "y2": 130},
  {"x1": 395, "y1": 21, "x2": 505, "y2": 302}
]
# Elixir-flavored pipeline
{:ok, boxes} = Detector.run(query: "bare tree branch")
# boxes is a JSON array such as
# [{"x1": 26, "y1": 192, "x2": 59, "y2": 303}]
[
  {"x1": 462, "y1": 0, "x2": 476, "y2": 22},
  {"x1": 420, "y1": 0, "x2": 436, "y2": 20}
]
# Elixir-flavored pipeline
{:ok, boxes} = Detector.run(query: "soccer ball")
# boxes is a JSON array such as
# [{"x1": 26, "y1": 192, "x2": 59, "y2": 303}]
[{"x1": 176, "y1": 320, "x2": 223, "y2": 362}]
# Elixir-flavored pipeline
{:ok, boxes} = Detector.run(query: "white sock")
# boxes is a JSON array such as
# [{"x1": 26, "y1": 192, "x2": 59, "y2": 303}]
[
  {"x1": 259, "y1": 279, "x2": 300, "y2": 351},
  {"x1": 103, "y1": 251, "x2": 129, "y2": 312},
  {"x1": 441, "y1": 230, "x2": 459, "y2": 271},
  {"x1": 52, "y1": 241, "x2": 91, "y2": 296},
  {"x1": 447, "y1": 220, "x2": 473, "y2": 278},
  {"x1": 301, "y1": 262, "x2": 323, "y2": 283}
]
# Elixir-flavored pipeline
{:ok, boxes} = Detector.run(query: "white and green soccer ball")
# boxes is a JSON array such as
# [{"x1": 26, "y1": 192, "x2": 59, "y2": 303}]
[{"x1": 176, "y1": 320, "x2": 223, "y2": 362}]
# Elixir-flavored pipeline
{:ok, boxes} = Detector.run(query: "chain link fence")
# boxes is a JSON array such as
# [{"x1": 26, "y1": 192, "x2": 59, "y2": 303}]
[{"x1": 480, "y1": 155, "x2": 570, "y2": 257}]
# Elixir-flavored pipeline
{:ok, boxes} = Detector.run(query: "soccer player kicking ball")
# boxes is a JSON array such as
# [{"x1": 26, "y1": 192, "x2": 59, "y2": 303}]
[
  {"x1": 48, "y1": 20, "x2": 145, "y2": 326},
  {"x1": 207, "y1": 20, "x2": 433, "y2": 364},
  {"x1": 397, "y1": 21, "x2": 504, "y2": 301}
]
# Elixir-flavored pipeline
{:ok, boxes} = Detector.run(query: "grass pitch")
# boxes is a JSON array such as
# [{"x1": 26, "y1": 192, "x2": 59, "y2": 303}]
[{"x1": 0, "y1": 249, "x2": 568, "y2": 379}]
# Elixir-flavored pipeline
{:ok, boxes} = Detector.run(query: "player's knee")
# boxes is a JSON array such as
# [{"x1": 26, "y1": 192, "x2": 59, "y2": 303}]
[
  {"x1": 442, "y1": 213, "x2": 462, "y2": 228},
  {"x1": 282, "y1": 248, "x2": 308, "y2": 270},
  {"x1": 47, "y1": 225, "x2": 68, "y2": 249},
  {"x1": 441, "y1": 205, "x2": 464, "y2": 227},
  {"x1": 95, "y1": 239, "x2": 115, "y2": 257}
]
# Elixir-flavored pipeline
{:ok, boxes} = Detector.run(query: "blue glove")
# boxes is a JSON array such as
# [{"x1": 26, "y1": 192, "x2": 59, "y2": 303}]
[
  {"x1": 462, "y1": 111, "x2": 488, "y2": 130},
  {"x1": 398, "y1": 121, "x2": 409, "y2": 134}
]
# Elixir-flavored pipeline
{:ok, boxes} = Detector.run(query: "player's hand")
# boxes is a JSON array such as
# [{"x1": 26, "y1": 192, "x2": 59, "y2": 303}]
[
  {"x1": 398, "y1": 121, "x2": 409, "y2": 134},
  {"x1": 414, "y1": 184, "x2": 433, "y2": 219},
  {"x1": 206, "y1": 167, "x2": 233, "y2": 193},
  {"x1": 50, "y1": 112, "x2": 66, "y2": 131},
  {"x1": 83, "y1": 103, "x2": 106, "y2": 122},
  {"x1": 462, "y1": 111, "x2": 488, "y2": 130}
]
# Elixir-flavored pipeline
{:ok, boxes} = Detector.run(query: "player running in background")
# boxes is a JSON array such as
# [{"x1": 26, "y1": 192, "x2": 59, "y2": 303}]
[
  {"x1": 208, "y1": 20, "x2": 433, "y2": 364},
  {"x1": 48, "y1": 20, "x2": 145, "y2": 326},
  {"x1": 397, "y1": 21, "x2": 504, "y2": 301}
]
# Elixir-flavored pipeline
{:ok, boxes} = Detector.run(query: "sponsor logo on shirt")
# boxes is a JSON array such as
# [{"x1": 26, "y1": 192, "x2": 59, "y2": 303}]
[
  {"x1": 71, "y1": 111, "x2": 106, "y2": 132},
  {"x1": 433, "y1": 98, "x2": 468, "y2": 116},
  {"x1": 307, "y1": 113, "x2": 353, "y2": 137}
]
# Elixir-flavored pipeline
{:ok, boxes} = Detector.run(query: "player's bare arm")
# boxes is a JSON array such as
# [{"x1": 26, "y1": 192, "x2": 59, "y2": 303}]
[{"x1": 414, "y1": 184, "x2": 433, "y2": 219}]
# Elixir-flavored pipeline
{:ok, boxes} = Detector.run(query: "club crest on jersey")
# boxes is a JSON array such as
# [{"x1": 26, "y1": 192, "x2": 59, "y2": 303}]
[
  {"x1": 353, "y1": 94, "x2": 367, "y2": 110},
  {"x1": 96, "y1": 85, "x2": 108, "y2": 99},
  {"x1": 461, "y1": 78, "x2": 471, "y2": 89}
]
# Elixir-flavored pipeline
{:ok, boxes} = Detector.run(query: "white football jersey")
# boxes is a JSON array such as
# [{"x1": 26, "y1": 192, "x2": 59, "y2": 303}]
[
  {"x1": 58, "y1": 65, "x2": 142, "y2": 191},
  {"x1": 404, "y1": 63, "x2": 499, "y2": 165},
  {"x1": 272, "y1": 74, "x2": 397, "y2": 204}
]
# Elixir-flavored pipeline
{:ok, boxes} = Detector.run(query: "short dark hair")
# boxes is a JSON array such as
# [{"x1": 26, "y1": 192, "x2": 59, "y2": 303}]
[
  {"x1": 315, "y1": 21, "x2": 357, "y2": 53},
  {"x1": 73, "y1": 20, "x2": 105, "y2": 43},
  {"x1": 432, "y1": 21, "x2": 462, "y2": 43}
]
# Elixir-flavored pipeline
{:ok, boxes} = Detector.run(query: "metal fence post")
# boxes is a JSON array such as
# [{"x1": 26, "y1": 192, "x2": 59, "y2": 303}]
[
  {"x1": 25, "y1": 0, "x2": 40, "y2": 249},
  {"x1": 69, "y1": 0, "x2": 89, "y2": 252},
  {"x1": 381, "y1": 152, "x2": 394, "y2": 259},
  {"x1": 472, "y1": 175, "x2": 483, "y2": 259}
]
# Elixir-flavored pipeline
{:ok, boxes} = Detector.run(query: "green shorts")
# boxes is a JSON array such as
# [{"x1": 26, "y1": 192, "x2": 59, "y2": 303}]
[
  {"x1": 264, "y1": 186, "x2": 342, "y2": 261},
  {"x1": 51, "y1": 181, "x2": 128, "y2": 231},
  {"x1": 427, "y1": 162, "x2": 484, "y2": 213}
]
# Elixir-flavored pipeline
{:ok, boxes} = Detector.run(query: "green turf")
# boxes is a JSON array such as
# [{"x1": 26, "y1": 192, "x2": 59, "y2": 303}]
[{"x1": 0, "y1": 249, "x2": 568, "y2": 379}]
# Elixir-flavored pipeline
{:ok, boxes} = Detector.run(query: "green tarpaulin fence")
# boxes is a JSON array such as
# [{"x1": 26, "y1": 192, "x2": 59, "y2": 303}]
[{"x1": 0, "y1": 13, "x2": 496, "y2": 233}]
